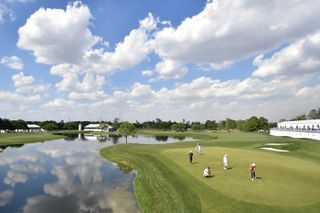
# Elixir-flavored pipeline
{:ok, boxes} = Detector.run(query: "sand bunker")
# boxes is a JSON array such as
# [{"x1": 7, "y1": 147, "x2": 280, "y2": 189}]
[
  {"x1": 265, "y1": 143, "x2": 288, "y2": 146},
  {"x1": 260, "y1": 147, "x2": 289, "y2": 152}
]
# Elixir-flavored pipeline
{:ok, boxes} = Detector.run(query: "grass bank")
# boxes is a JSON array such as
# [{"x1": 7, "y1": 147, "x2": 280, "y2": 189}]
[
  {"x1": 100, "y1": 130, "x2": 320, "y2": 213},
  {"x1": 0, "y1": 132, "x2": 63, "y2": 145}
]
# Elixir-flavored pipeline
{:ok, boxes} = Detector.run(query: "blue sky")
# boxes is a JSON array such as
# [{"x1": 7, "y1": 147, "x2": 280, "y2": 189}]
[{"x1": 0, "y1": 0, "x2": 319, "y2": 122}]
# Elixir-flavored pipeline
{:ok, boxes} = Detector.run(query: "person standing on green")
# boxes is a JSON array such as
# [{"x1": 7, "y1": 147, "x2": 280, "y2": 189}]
[
  {"x1": 188, "y1": 150, "x2": 194, "y2": 164},
  {"x1": 223, "y1": 154, "x2": 228, "y2": 170},
  {"x1": 250, "y1": 162, "x2": 256, "y2": 180},
  {"x1": 195, "y1": 143, "x2": 201, "y2": 154}
]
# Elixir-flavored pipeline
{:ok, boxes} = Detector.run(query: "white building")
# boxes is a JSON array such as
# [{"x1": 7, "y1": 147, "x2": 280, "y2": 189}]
[
  {"x1": 84, "y1": 124, "x2": 113, "y2": 132},
  {"x1": 277, "y1": 119, "x2": 320, "y2": 131},
  {"x1": 27, "y1": 124, "x2": 45, "y2": 132},
  {"x1": 270, "y1": 119, "x2": 320, "y2": 141}
]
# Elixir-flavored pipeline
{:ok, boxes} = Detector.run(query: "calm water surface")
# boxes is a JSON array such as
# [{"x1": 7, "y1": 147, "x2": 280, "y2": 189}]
[{"x1": 0, "y1": 134, "x2": 192, "y2": 212}]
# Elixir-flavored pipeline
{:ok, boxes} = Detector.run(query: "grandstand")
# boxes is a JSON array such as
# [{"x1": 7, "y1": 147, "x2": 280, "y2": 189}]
[{"x1": 270, "y1": 119, "x2": 320, "y2": 141}]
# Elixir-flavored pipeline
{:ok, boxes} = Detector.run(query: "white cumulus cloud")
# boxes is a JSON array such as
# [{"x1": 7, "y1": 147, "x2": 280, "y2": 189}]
[
  {"x1": 155, "y1": 58, "x2": 188, "y2": 79},
  {"x1": 12, "y1": 72, "x2": 50, "y2": 93},
  {"x1": 17, "y1": 1, "x2": 100, "y2": 65},
  {"x1": 82, "y1": 13, "x2": 157, "y2": 73},
  {"x1": 153, "y1": 0, "x2": 320, "y2": 65},
  {"x1": 0, "y1": 56, "x2": 24, "y2": 70},
  {"x1": 253, "y1": 31, "x2": 320, "y2": 78}
]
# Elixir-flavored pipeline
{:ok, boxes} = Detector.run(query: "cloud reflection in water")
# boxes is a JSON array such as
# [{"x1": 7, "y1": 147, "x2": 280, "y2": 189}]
[{"x1": 0, "y1": 138, "x2": 140, "y2": 212}]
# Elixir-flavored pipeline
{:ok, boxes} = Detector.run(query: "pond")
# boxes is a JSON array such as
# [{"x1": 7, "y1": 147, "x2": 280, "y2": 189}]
[
  {"x1": 0, "y1": 134, "x2": 193, "y2": 212},
  {"x1": 62, "y1": 134, "x2": 192, "y2": 144}
]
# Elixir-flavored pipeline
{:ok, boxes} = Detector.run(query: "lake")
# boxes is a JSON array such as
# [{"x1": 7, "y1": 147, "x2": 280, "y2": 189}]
[{"x1": 0, "y1": 134, "x2": 192, "y2": 212}]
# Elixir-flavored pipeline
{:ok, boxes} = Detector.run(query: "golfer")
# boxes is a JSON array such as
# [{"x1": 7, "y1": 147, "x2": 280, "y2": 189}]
[
  {"x1": 223, "y1": 154, "x2": 228, "y2": 170},
  {"x1": 195, "y1": 143, "x2": 201, "y2": 154},
  {"x1": 188, "y1": 150, "x2": 194, "y2": 164},
  {"x1": 250, "y1": 162, "x2": 256, "y2": 180},
  {"x1": 203, "y1": 167, "x2": 211, "y2": 178}
]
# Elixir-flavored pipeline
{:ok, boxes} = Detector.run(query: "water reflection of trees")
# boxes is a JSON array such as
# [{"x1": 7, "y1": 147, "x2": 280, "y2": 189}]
[
  {"x1": 96, "y1": 135, "x2": 108, "y2": 143},
  {"x1": 35, "y1": 133, "x2": 189, "y2": 145},
  {"x1": 172, "y1": 136, "x2": 186, "y2": 140},
  {"x1": 0, "y1": 144, "x2": 24, "y2": 151},
  {"x1": 108, "y1": 134, "x2": 120, "y2": 144},
  {"x1": 155, "y1": 135, "x2": 169, "y2": 142},
  {"x1": 62, "y1": 134, "x2": 79, "y2": 141}
]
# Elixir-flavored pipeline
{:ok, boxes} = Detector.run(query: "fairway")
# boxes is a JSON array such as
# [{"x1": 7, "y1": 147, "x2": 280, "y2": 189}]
[
  {"x1": 164, "y1": 147, "x2": 320, "y2": 206},
  {"x1": 0, "y1": 132, "x2": 63, "y2": 145},
  {"x1": 101, "y1": 131, "x2": 320, "y2": 212}
]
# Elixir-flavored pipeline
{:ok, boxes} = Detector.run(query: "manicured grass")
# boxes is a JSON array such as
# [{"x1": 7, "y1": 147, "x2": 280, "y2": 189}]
[
  {"x1": 0, "y1": 132, "x2": 63, "y2": 145},
  {"x1": 164, "y1": 147, "x2": 320, "y2": 205},
  {"x1": 100, "y1": 130, "x2": 320, "y2": 213}
]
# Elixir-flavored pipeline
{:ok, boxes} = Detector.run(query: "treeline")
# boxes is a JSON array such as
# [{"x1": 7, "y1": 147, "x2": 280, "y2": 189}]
[
  {"x1": 134, "y1": 116, "x2": 275, "y2": 132},
  {"x1": 0, "y1": 118, "x2": 28, "y2": 130},
  {"x1": 1, "y1": 107, "x2": 319, "y2": 132},
  {"x1": 0, "y1": 119, "x2": 92, "y2": 131},
  {"x1": 1, "y1": 116, "x2": 272, "y2": 132}
]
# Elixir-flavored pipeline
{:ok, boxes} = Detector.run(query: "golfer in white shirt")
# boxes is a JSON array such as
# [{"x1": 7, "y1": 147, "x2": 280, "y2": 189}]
[{"x1": 223, "y1": 154, "x2": 228, "y2": 170}]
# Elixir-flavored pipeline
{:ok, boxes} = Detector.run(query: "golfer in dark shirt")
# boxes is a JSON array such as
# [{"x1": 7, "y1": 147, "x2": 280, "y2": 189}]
[{"x1": 188, "y1": 151, "x2": 193, "y2": 164}]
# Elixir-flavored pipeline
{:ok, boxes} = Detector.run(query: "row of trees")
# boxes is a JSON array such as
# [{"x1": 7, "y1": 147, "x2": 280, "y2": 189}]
[
  {"x1": 1, "y1": 107, "x2": 318, "y2": 132},
  {"x1": 0, "y1": 119, "x2": 92, "y2": 131},
  {"x1": 151, "y1": 116, "x2": 274, "y2": 132},
  {"x1": 0, "y1": 118, "x2": 28, "y2": 130},
  {"x1": 1, "y1": 117, "x2": 271, "y2": 132}
]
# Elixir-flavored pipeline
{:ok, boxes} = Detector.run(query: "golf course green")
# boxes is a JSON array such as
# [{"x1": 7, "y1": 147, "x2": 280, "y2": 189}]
[
  {"x1": 0, "y1": 132, "x2": 63, "y2": 145},
  {"x1": 100, "y1": 130, "x2": 320, "y2": 212}
]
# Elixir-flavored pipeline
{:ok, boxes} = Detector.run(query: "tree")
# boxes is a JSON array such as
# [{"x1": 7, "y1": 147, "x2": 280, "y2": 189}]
[
  {"x1": 236, "y1": 120, "x2": 245, "y2": 131},
  {"x1": 218, "y1": 120, "x2": 226, "y2": 130},
  {"x1": 42, "y1": 123, "x2": 58, "y2": 131},
  {"x1": 291, "y1": 114, "x2": 306, "y2": 121},
  {"x1": 225, "y1": 118, "x2": 237, "y2": 130},
  {"x1": 308, "y1": 108, "x2": 320, "y2": 119},
  {"x1": 191, "y1": 123, "x2": 205, "y2": 131},
  {"x1": 0, "y1": 118, "x2": 12, "y2": 130},
  {"x1": 205, "y1": 120, "x2": 217, "y2": 130},
  {"x1": 268, "y1": 122, "x2": 277, "y2": 129},
  {"x1": 57, "y1": 120, "x2": 65, "y2": 130},
  {"x1": 171, "y1": 123, "x2": 186, "y2": 132},
  {"x1": 112, "y1": 118, "x2": 120, "y2": 130},
  {"x1": 134, "y1": 120, "x2": 143, "y2": 128},
  {"x1": 118, "y1": 121, "x2": 136, "y2": 143},
  {"x1": 258, "y1": 117, "x2": 269, "y2": 130},
  {"x1": 63, "y1": 121, "x2": 79, "y2": 130},
  {"x1": 99, "y1": 123, "x2": 109, "y2": 131},
  {"x1": 9, "y1": 119, "x2": 27, "y2": 130},
  {"x1": 243, "y1": 116, "x2": 260, "y2": 132}
]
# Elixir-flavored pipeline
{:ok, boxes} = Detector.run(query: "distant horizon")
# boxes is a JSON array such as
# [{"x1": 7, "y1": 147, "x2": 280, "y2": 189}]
[
  {"x1": 1, "y1": 114, "x2": 315, "y2": 123},
  {"x1": 1, "y1": 0, "x2": 319, "y2": 122}
]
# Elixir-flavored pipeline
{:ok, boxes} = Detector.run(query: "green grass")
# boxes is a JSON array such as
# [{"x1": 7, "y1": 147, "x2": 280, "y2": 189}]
[
  {"x1": 0, "y1": 132, "x2": 63, "y2": 145},
  {"x1": 100, "y1": 130, "x2": 320, "y2": 213},
  {"x1": 164, "y1": 147, "x2": 320, "y2": 205}
]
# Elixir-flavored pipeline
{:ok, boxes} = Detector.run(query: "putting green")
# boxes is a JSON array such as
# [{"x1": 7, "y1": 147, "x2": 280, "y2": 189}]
[{"x1": 163, "y1": 147, "x2": 320, "y2": 206}]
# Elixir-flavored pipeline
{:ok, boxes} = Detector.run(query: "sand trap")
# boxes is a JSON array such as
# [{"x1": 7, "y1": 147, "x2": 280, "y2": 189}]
[
  {"x1": 265, "y1": 143, "x2": 288, "y2": 146},
  {"x1": 260, "y1": 147, "x2": 289, "y2": 152}
]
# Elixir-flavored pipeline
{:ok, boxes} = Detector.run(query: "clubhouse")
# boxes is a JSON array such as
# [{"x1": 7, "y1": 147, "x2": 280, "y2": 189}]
[
  {"x1": 27, "y1": 124, "x2": 45, "y2": 132},
  {"x1": 84, "y1": 123, "x2": 113, "y2": 132}
]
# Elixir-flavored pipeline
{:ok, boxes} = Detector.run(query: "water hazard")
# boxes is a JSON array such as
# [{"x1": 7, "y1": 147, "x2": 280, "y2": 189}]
[{"x1": 0, "y1": 134, "x2": 192, "y2": 212}]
